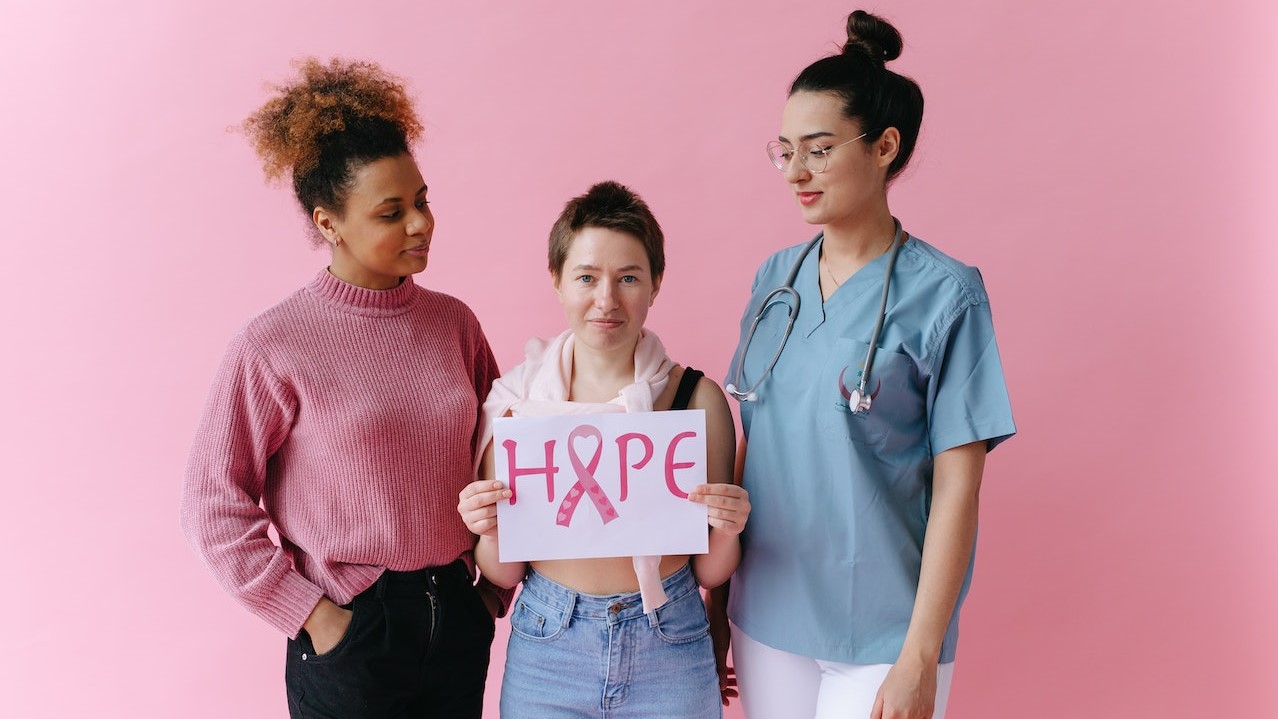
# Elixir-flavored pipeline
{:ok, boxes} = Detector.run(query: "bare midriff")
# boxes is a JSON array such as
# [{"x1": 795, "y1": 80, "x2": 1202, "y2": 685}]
[{"x1": 531, "y1": 555, "x2": 690, "y2": 595}]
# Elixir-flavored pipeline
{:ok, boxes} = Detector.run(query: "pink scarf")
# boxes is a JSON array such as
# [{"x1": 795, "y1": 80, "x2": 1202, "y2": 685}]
[{"x1": 477, "y1": 328, "x2": 676, "y2": 614}]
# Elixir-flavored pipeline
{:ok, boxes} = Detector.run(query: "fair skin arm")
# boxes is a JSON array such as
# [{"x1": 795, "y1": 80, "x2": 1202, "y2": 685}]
[
  {"x1": 686, "y1": 378, "x2": 749, "y2": 590},
  {"x1": 871, "y1": 440, "x2": 986, "y2": 719},
  {"x1": 457, "y1": 438, "x2": 528, "y2": 590}
]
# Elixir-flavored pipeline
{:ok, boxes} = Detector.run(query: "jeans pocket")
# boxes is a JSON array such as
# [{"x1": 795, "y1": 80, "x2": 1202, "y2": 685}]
[
  {"x1": 301, "y1": 601, "x2": 365, "y2": 664},
  {"x1": 508, "y1": 594, "x2": 564, "y2": 642},
  {"x1": 653, "y1": 590, "x2": 710, "y2": 645}
]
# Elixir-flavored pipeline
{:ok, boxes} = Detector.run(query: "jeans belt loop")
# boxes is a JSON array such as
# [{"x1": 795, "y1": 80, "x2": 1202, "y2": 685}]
[{"x1": 562, "y1": 591, "x2": 578, "y2": 630}]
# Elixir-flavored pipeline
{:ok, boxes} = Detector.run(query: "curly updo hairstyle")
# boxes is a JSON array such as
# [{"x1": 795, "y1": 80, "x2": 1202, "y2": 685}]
[
  {"x1": 791, "y1": 10, "x2": 924, "y2": 183},
  {"x1": 242, "y1": 58, "x2": 424, "y2": 244}
]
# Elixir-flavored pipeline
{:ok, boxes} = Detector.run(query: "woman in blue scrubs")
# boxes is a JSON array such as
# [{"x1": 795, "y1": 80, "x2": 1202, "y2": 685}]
[{"x1": 713, "y1": 10, "x2": 1016, "y2": 719}]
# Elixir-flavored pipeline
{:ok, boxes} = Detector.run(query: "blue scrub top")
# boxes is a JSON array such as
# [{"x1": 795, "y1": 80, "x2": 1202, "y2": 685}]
[{"x1": 726, "y1": 233, "x2": 1015, "y2": 665}]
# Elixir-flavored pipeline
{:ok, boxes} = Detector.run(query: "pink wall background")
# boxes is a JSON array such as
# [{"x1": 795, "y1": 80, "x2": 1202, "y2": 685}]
[{"x1": 2, "y1": 1, "x2": 1274, "y2": 716}]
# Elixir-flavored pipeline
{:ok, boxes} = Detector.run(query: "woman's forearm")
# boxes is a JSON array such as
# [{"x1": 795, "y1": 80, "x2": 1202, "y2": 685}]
[
  {"x1": 474, "y1": 533, "x2": 527, "y2": 589},
  {"x1": 898, "y1": 441, "x2": 986, "y2": 664},
  {"x1": 694, "y1": 528, "x2": 741, "y2": 589}
]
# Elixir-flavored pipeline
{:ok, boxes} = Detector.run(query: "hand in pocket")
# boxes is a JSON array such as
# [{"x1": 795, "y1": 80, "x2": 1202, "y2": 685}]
[{"x1": 302, "y1": 597, "x2": 354, "y2": 655}]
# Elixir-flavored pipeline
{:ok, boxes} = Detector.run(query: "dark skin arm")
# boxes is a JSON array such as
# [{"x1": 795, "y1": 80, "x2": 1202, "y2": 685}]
[{"x1": 706, "y1": 434, "x2": 749, "y2": 706}]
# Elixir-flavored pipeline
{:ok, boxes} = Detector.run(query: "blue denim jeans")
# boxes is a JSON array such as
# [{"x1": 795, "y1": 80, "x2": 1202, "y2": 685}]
[{"x1": 500, "y1": 562, "x2": 721, "y2": 719}]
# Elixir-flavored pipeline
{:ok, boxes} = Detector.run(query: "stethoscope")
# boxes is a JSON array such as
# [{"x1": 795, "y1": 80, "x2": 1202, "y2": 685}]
[{"x1": 726, "y1": 218, "x2": 905, "y2": 414}]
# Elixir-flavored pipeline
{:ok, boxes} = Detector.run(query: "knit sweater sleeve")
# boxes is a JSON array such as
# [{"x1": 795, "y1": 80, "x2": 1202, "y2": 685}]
[
  {"x1": 470, "y1": 322, "x2": 501, "y2": 458},
  {"x1": 464, "y1": 317, "x2": 516, "y2": 616},
  {"x1": 181, "y1": 331, "x2": 325, "y2": 637}
]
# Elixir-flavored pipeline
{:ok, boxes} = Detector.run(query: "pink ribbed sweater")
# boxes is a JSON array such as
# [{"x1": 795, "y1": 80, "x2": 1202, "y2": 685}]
[{"x1": 182, "y1": 269, "x2": 500, "y2": 637}]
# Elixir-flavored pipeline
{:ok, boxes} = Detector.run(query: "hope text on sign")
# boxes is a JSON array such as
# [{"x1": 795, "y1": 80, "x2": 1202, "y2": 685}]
[{"x1": 493, "y1": 410, "x2": 708, "y2": 562}]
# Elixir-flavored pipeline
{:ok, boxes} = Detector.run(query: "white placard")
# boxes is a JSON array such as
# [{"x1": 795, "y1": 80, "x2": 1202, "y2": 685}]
[{"x1": 493, "y1": 410, "x2": 708, "y2": 562}]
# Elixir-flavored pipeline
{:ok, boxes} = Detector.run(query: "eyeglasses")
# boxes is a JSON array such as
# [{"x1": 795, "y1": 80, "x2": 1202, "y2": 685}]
[{"x1": 766, "y1": 131, "x2": 870, "y2": 173}]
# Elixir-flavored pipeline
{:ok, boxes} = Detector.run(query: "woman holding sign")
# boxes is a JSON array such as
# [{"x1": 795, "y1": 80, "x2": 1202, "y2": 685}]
[
  {"x1": 714, "y1": 10, "x2": 1016, "y2": 719},
  {"x1": 457, "y1": 181, "x2": 749, "y2": 719}
]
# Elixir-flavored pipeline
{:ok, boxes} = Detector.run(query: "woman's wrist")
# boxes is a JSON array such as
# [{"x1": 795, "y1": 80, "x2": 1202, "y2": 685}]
[{"x1": 896, "y1": 634, "x2": 942, "y2": 666}]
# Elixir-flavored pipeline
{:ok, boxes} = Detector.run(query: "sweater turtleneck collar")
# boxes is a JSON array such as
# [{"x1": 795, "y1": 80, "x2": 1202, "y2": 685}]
[{"x1": 306, "y1": 268, "x2": 419, "y2": 317}]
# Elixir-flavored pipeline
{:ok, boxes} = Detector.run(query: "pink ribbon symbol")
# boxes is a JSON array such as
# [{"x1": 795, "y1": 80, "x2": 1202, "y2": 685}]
[{"x1": 557, "y1": 424, "x2": 620, "y2": 527}]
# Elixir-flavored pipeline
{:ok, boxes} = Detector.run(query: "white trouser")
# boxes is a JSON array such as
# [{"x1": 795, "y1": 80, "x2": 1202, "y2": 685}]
[{"x1": 730, "y1": 622, "x2": 955, "y2": 719}]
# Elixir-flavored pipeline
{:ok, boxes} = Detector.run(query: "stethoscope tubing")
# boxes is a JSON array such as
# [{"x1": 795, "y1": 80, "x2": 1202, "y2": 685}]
[
  {"x1": 728, "y1": 218, "x2": 905, "y2": 409},
  {"x1": 858, "y1": 222, "x2": 903, "y2": 401}
]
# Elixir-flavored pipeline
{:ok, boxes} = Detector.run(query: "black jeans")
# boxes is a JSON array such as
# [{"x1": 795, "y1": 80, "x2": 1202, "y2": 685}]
[{"x1": 285, "y1": 560, "x2": 495, "y2": 718}]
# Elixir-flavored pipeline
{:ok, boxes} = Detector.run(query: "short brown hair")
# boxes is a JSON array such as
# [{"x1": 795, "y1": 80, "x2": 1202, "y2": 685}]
[{"x1": 548, "y1": 181, "x2": 665, "y2": 278}]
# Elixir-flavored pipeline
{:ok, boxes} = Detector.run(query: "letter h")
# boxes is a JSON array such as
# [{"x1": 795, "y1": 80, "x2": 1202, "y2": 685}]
[{"x1": 502, "y1": 439, "x2": 559, "y2": 505}]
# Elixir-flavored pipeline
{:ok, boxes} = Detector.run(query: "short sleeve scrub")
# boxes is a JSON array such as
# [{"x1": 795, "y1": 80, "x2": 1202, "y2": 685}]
[{"x1": 726, "y1": 233, "x2": 1016, "y2": 665}]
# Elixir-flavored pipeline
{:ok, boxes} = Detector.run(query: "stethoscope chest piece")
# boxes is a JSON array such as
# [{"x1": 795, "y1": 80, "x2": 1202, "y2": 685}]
[{"x1": 847, "y1": 386, "x2": 872, "y2": 414}]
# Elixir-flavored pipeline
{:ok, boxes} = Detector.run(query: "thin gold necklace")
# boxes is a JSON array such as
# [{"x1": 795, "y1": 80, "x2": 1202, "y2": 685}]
[
  {"x1": 821, "y1": 232, "x2": 896, "y2": 288},
  {"x1": 821, "y1": 255, "x2": 846, "y2": 288}
]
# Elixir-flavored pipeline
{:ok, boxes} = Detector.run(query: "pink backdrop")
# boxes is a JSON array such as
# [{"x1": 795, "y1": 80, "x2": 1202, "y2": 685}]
[{"x1": 2, "y1": 1, "x2": 1275, "y2": 717}]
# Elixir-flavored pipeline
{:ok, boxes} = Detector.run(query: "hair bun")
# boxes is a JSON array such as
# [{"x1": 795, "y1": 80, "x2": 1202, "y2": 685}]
[
  {"x1": 842, "y1": 9, "x2": 903, "y2": 64},
  {"x1": 243, "y1": 57, "x2": 422, "y2": 183}
]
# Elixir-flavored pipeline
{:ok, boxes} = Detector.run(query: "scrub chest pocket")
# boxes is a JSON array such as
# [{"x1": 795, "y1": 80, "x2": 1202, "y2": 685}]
[{"x1": 817, "y1": 338, "x2": 925, "y2": 449}]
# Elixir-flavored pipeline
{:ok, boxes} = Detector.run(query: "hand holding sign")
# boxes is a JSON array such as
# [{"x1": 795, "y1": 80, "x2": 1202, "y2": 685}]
[
  {"x1": 687, "y1": 482, "x2": 751, "y2": 535},
  {"x1": 457, "y1": 480, "x2": 511, "y2": 537}
]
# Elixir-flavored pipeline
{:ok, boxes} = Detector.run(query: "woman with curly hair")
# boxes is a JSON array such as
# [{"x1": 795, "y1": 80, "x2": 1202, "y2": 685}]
[{"x1": 181, "y1": 58, "x2": 505, "y2": 718}]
